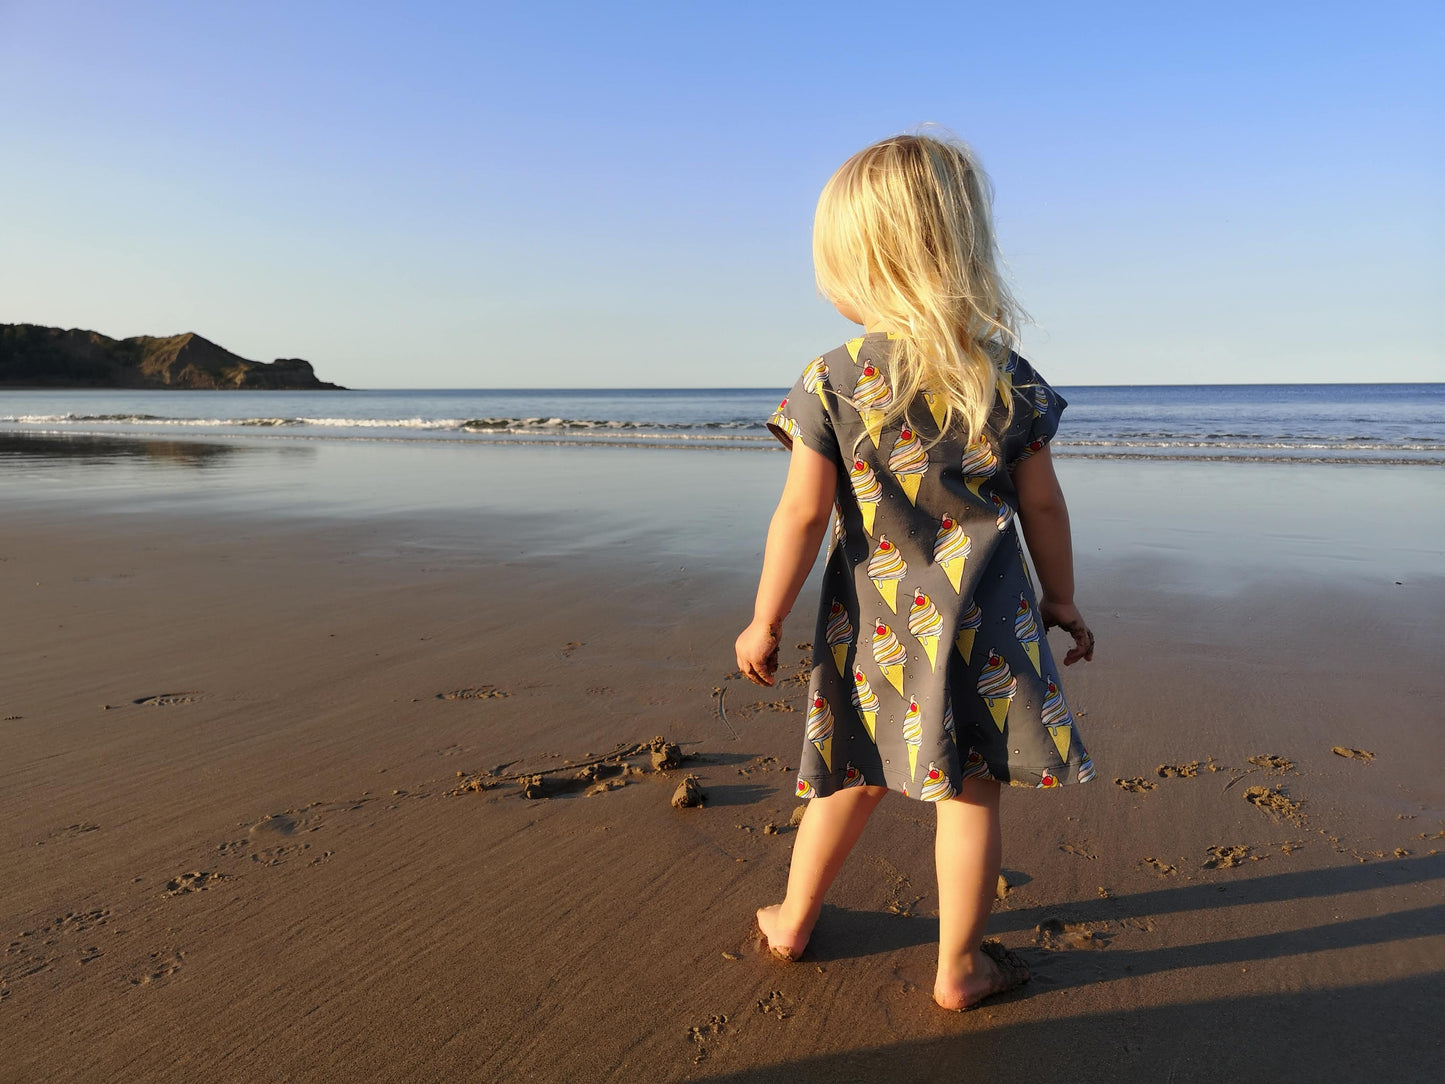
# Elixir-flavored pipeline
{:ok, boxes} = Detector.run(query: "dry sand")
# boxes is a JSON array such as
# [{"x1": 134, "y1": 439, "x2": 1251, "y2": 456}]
[{"x1": 2, "y1": 506, "x2": 1442, "y2": 1082}]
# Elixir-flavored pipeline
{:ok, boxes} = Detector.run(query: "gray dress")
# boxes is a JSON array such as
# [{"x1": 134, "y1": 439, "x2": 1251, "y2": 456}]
[{"x1": 767, "y1": 333, "x2": 1095, "y2": 801}]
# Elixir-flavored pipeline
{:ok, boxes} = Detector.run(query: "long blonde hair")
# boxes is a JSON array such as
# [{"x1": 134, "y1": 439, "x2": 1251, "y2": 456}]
[{"x1": 813, "y1": 131, "x2": 1022, "y2": 445}]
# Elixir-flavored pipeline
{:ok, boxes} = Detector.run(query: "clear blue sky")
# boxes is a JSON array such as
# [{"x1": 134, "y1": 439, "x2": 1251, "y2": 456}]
[{"x1": 1, "y1": 1, "x2": 1440, "y2": 387}]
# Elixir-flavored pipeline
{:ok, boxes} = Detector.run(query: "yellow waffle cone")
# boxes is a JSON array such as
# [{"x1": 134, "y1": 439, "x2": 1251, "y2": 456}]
[
  {"x1": 1024, "y1": 641, "x2": 1041, "y2": 676},
  {"x1": 921, "y1": 635, "x2": 939, "y2": 671},
  {"x1": 1048, "y1": 723, "x2": 1072, "y2": 762},
  {"x1": 954, "y1": 629, "x2": 976, "y2": 665},
  {"x1": 908, "y1": 746, "x2": 918, "y2": 781},
  {"x1": 875, "y1": 579, "x2": 899, "y2": 612},
  {"x1": 861, "y1": 710, "x2": 877, "y2": 741},
  {"x1": 940, "y1": 557, "x2": 964, "y2": 593},
  {"x1": 860, "y1": 502, "x2": 876, "y2": 536},
  {"x1": 862, "y1": 410, "x2": 885, "y2": 448},
  {"x1": 898, "y1": 473, "x2": 922, "y2": 505},
  {"x1": 813, "y1": 737, "x2": 833, "y2": 772},
  {"x1": 881, "y1": 664, "x2": 905, "y2": 696},
  {"x1": 966, "y1": 477, "x2": 986, "y2": 499},
  {"x1": 831, "y1": 643, "x2": 850, "y2": 676},
  {"x1": 986, "y1": 695, "x2": 1011, "y2": 730},
  {"x1": 846, "y1": 336, "x2": 864, "y2": 363},
  {"x1": 925, "y1": 392, "x2": 947, "y2": 430}
]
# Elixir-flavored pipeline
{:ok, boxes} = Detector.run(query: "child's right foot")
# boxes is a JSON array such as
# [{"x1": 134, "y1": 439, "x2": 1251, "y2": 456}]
[
  {"x1": 933, "y1": 940, "x2": 1029, "y2": 1010},
  {"x1": 755, "y1": 904, "x2": 810, "y2": 962}
]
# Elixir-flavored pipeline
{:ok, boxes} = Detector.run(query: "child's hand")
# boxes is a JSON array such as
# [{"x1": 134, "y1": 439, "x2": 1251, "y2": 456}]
[
  {"x1": 1040, "y1": 599, "x2": 1094, "y2": 665},
  {"x1": 735, "y1": 620, "x2": 781, "y2": 686}
]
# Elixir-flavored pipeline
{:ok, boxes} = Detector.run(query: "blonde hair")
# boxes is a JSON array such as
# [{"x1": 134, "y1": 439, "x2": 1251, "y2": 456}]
[{"x1": 813, "y1": 131, "x2": 1022, "y2": 445}]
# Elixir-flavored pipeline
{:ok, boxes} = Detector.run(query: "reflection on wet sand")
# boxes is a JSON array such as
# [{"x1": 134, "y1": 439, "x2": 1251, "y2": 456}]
[{"x1": 0, "y1": 431, "x2": 311, "y2": 470}]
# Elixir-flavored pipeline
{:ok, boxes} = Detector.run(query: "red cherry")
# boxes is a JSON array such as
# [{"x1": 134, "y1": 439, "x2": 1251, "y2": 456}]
[
  {"x1": 880, "y1": 541, "x2": 890, "y2": 550},
  {"x1": 876, "y1": 624, "x2": 887, "y2": 635},
  {"x1": 854, "y1": 460, "x2": 865, "y2": 470},
  {"x1": 864, "y1": 366, "x2": 875, "y2": 376},
  {"x1": 901, "y1": 429, "x2": 912, "y2": 439},
  {"x1": 942, "y1": 517, "x2": 953, "y2": 528}
]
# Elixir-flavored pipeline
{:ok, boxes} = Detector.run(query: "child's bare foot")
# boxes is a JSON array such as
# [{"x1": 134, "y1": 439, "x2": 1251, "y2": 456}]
[
  {"x1": 933, "y1": 940, "x2": 1029, "y2": 1010},
  {"x1": 755, "y1": 904, "x2": 811, "y2": 962}
]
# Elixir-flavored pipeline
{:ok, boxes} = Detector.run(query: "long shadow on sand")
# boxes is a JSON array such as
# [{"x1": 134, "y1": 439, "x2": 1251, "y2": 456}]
[{"x1": 693, "y1": 973, "x2": 1444, "y2": 1083}]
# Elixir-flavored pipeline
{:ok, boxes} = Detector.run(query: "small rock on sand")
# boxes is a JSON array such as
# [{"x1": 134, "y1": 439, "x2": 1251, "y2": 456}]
[
  {"x1": 789, "y1": 805, "x2": 807, "y2": 828},
  {"x1": 996, "y1": 873, "x2": 1012, "y2": 900},
  {"x1": 671, "y1": 775, "x2": 703, "y2": 808},
  {"x1": 520, "y1": 775, "x2": 547, "y2": 800}
]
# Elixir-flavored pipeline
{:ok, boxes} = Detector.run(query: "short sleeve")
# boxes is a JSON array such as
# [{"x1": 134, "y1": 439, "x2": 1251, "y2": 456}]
[
  {"x1": 767, "y1": 356, "x2": 840, "y2": 461},
  {"x1": 1002, "y1": 355, "x2": 1067, "y2": 466}
]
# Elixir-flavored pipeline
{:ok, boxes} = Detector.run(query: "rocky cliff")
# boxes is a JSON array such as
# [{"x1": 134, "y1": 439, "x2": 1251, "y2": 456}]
[{"x1": 0, "y1": 324, "x2": 345, "y2": 389}]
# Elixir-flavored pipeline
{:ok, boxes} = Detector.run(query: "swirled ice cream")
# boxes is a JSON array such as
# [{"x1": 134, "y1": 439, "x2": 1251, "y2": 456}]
[
  {"x1": 919, "y1": 762, "x2": 956, "y2": 802},
  {"x1": 902, "y1": 695, "x2": 923, "y2": 780},
  {"x1": 849, "y1": 458, "x2": 883, "y2": 534},
  {"x1": 853, "y1": 363, "x2": 893, "y2": 448},
  {"x1": 955, "y1": 600, "x2": 982, "y2": 664},
  {"x1": 806, "y1": 693, "x2": 835, "y2": 771},
  {"x1": 852, "y1": 667, "x2": 880, "y2": 740},
  {"x1": 802, "y1": 355, "x2": 829, "y2": 404},
  {"x1": 825, "y1": 600, "x2": 854, "y2": 675},
  {"x1": 870, "y1": 621, "x2": 907, "y2": 696},
  {"x1": 1042, "y1": 674, "x2": 1074, "y2": 762},
  {"x1": 960, "y1": 435, "x2": 998, "y2": 498}
]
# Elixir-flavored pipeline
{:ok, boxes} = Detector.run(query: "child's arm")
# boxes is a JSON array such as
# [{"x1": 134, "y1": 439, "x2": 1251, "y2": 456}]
[
  {"x1": 1012, "y1": 445, "x2": 1094, "y2": 665},
  {"x1": 736, "y1": 441, "x2": 839, "y2": 686}
]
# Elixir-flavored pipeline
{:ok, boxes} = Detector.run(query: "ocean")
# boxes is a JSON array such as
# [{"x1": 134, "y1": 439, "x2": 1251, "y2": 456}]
[{"x1": 2, "y1": 384, "x2": 1442, "y2": 465}]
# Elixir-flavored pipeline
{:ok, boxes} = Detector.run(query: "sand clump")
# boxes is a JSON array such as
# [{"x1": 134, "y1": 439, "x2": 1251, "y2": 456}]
[
  {"x1": 1204, "y1": 844, "x2": 1262, "y2": 869},
  {"x1": 671, "y1": 775, "x2": 703, "y2": 808},
  {"x1": 1114, "y1": 777, "x2": 1157, "y2": 792},
  {"x1": 1332, "y1": 746, "x2": 1376, "y2": 762},
  {"x1": 1247, "y1": 754, "x2": 1294, "y2": 773}
]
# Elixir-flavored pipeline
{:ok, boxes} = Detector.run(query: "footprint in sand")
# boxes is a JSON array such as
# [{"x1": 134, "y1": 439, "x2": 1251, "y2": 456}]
[
  {"x1": 1244, "y1": 785, "x2": 1306, "y2": 824},
  {"x1": 756, "y1": 990, "x2": 793, "y2": 1020},
  {"x1": 1156, "y1": 759, "x2": 1220, "y2": 779},
  {"x1": 1035, "y1": 917, "x2": 1110, "y2": 951},
  {"x1": 133, "y1": 692, "x2": 204, "y2": 707},
  {"x1": 163, "y1": 871, "x2": 226, "y2": 896},
  {"x1": 1203, "y1": 844, "x2": 1264, "y2": 869},
  {"x1": 1247, "y1": 754, "x2": 1294, "y2": 773},
  {"x1": 1140, "y1": 857, "x2": 1177, "y2": 877},
  {"x1": 560, "y1": 641, "x2": 585, "y2": 657},
  {"x1": 4, "y1": 909, "x2": 112, "y2": 988},
  {"x1": 686, "y1": 1013, "x2": 729, "y2": 1065},
  {"x1": 130, "y1": 949, "x2": 184, "y2": 986},
  {"x1": 1059, "y1": 842, "x2": 1098, "y2": 860}
]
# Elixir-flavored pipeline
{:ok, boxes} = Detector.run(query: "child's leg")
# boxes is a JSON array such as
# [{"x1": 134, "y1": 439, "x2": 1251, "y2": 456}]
[
  {"x1": 933, "y1": 778, "x2": 1023, "y2": 1009},
  {"x1": 756, "y1": 784, "x2": 887, "y2": 959}
]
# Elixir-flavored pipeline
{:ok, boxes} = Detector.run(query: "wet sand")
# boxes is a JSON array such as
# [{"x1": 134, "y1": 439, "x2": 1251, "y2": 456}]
[{"x1": 2, "y1": 450, "x2": 1443, "y2": 1082}]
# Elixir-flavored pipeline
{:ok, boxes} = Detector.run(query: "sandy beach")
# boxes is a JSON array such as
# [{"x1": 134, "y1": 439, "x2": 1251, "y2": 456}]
[{"x1": 3, "y1": 442, "x2": 1443, "y2": 1082}]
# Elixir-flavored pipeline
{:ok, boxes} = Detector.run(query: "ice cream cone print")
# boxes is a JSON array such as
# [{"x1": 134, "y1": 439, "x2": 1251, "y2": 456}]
[
  {"x1": 852, "y1": 363, "x2": 893, "y2": 448},
  {"x1": 1013, "y1": 594, "x2": 1043, "y2": 676},
  {"x1": 802, "y1": 355, "x2": 829, "y2": 408},
  {"x1": 870, "y1": 622, "x2": 907, "y2": 696},
  {"x1": 806, "y1": 693, "x2": 835, "y2": 771},
  {"x1": 960, "y1": 436, "x2": 999, "y2": 499},
  {"x1": 888, "y1": 427, "x2": 928, "y2": 505},
  {"x1": 768, "y1": 397, "x2": 803, "y2": 441},
  {"x1": 919, "y1": 762, "x2": 955, "y2": 802},
  {"x1": 1041, "y1": 675, "x2": 1074, "y2": 762},
  {"x1": 942, "y1": 694, "x2": 956, "y2": 745},
  {"x1": 923, "y1": 391, "x2": 947, "y2": 430},
  {"x1": 902, "y1": 696, "x2": 923, "y2": 781},
  {"x1": 841, "y1": 762, "x2": 865, "y2": 788},
  {"x1": 976, "y1": 649, "x2": 1016, "y2": 730},
  {"x1": 990, "y1": 492, "x2": 1014, "y2": 532},
  {"x1": 824, "y1": 600, "x2": 854, "y2": 676},
  {"x1": 933, "y1": 513, "x2": 970, "y2": 594},
  {"x1": 867, "y1": 536, "x2": 907, "y2": 612},
  {"x1": 795, "y1": 779, "x2": 816, "y2": 799},
  {"x1": 955, "y1": 601, "x2": 982, "y2": 664},
  {"x1": 1017, "y1": 437, "x2": 1046, "y2": 462},
  {"x1": 907, "y1": 588, "x2": 944, "y2": 672},
  {"x1": 848, "y1": 458, "x2": 883, "y2": 536},
  {"x1": 851, "y1": 668, "x2": 880, "y2": 741},
  {"x1": 846, "y1": 336, "x2": 865, "y2": 363},
  {"x1": 1033, "y1": 383, "x2": 1050, "y2": 418},
  {"x1": 960, "y1": 747, "x2": 994, "y2": 781}
]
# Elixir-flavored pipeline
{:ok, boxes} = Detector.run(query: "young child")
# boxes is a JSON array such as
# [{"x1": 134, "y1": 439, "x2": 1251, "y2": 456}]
[{"x1": 735, "y1": 132, "x2": 1096, "y2": 1012}]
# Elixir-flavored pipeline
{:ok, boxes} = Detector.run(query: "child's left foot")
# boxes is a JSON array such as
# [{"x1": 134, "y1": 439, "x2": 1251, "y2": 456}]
[
  {"x1": 755, "y1": 904, "x2": 810, "y2": 962},
  {"x1": 933, "y1": 940, "x2": 1029, "y2": 1010}
]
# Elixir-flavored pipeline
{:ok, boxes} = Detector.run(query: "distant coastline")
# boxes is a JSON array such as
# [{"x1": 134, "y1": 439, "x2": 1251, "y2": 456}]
[{"x1": 0, "y1": 323, "x2": 345, "y2": 390}]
